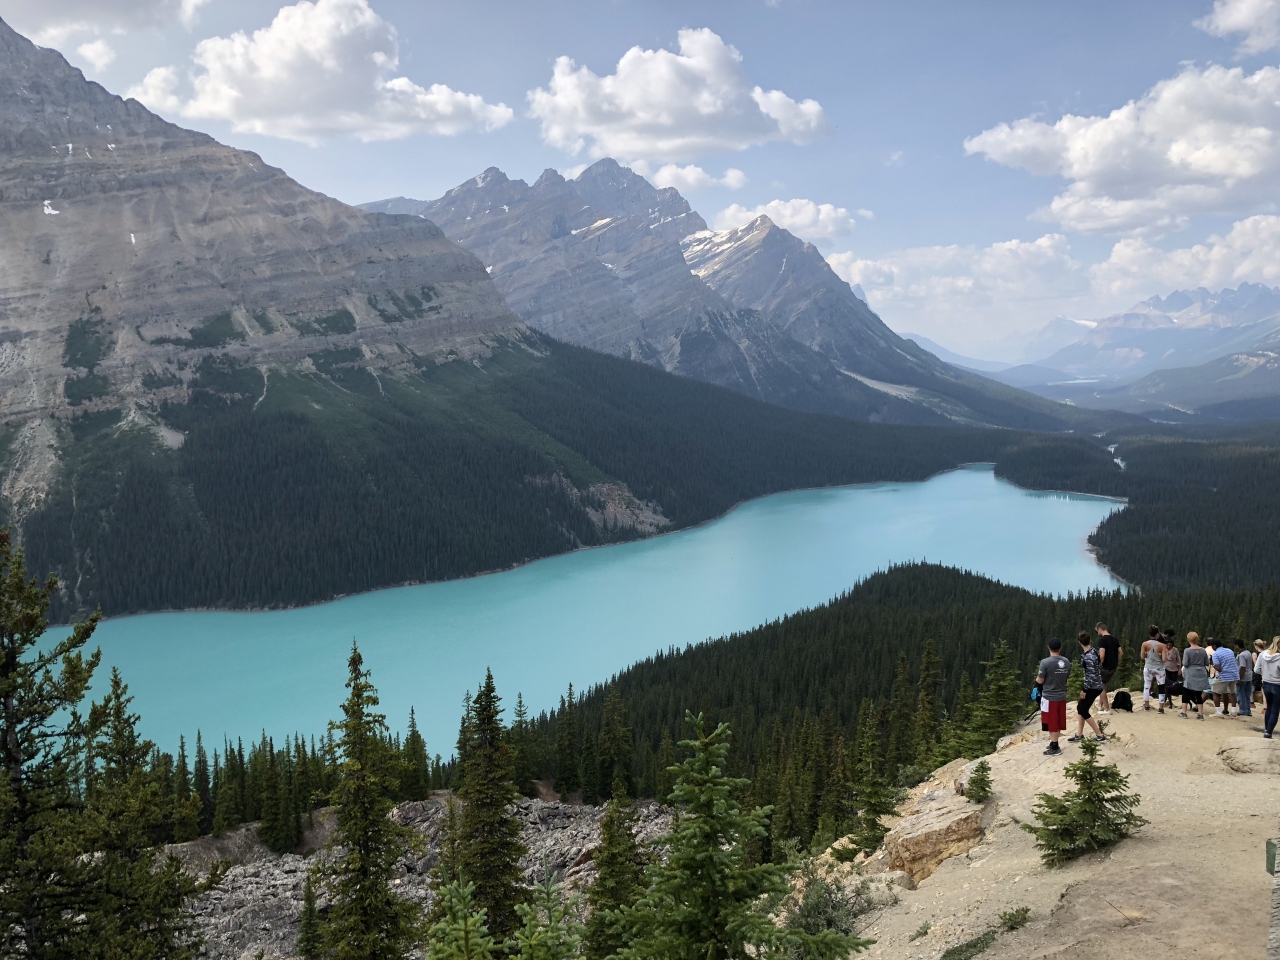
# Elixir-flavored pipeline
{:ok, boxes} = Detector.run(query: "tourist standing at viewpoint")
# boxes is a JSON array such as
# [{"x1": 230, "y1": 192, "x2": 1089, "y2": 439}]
[
  {"x1": 1161, "y1": 628, "x2": 1181, "y2": 708},
  {"x1": 1257, "y1": 637, "x2": 1280, "y2": 739},
  {"x1": 1038, "y1": 637, "x2": 1072, "y2": 755},
  {"x1": 1255, "y1": 639, "x2": 1267, "y2": 708},
  {"x1": 1140, "y1": 625, "x2": 1167, "y2": 712},
  {"x1": 1234, "y1": 639, "x2": 1254, "y2": 717},
  {"x1": 1210, "y1": 637, "x2": 1240, "y2": 717},
  {"x1": 1180, "y1": 632, "x2": 1211, "y2": 720},
  {"x1": 1069, "y1": 631, "x2": 1107, "y2": 743},
  {"x1": 1095, "y1": 622, "x2": 1122, "y2": 713}
]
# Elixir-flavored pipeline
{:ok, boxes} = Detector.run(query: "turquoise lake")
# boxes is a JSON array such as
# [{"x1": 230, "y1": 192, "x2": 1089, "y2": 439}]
[{"x1": 77, "y1": 464, "x2": 1123, "y2": 753}]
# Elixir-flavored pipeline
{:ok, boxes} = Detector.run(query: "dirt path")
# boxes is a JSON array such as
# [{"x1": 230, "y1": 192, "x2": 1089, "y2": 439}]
[{"x1": 859, "y1": 702, "x2": 1278, "y2": 959}]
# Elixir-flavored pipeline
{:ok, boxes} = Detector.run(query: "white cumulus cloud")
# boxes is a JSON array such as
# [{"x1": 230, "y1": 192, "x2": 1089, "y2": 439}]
[
  {"x1": 174, "y1": 0, "x2": 511, "y2": 144},
  {"x1": 715, "y1": 198, "x2": 856, "y2": 239},
  {"x1": 651, "y1": 165, "x2": 747, "y2": 192},
  {"x1": 2, "y1": 0, "x2": 210, "y2": 45},
  {"x1": 527, "y1": 27, "x2": 827, "y2": 163},
  {"x1": 964, "y1": 62, "x2": 1280, "y2": 233},
  {"x1": 1092, "y1": 214, "x2": 1280, "y2": 296},
  {"x1": 126, "y1": 65, "x2": 183, "y2": 114},
  {"x1": 1197, "y1": 0, "x2": 1280, "y2": 55},
  {"x1": 827, "y1": 235, "x2": 1090, "y2": 346},
  {"x1": 75, "y1": 38, "x2": 115, "y2": 72}
]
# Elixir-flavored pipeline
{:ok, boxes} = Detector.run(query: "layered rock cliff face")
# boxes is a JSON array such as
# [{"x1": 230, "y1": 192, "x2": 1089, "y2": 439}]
[
  {"x1": 0, "y1": 16, "x2": 521, "y2": 425},
  {"x1": 365, "y1": 161, "x2": 1100, "y2": 431}
]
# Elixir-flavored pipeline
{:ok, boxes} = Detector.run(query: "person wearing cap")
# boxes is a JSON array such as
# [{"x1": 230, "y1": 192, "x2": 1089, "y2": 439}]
[{"x1": 1037, "y1": 637, "x2": 1072, "y2": 756}]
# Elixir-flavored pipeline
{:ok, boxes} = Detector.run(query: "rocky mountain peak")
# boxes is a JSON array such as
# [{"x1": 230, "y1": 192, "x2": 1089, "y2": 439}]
[
  {"x1": 571, "y1": 159, "x2": 707, "y2": 242},
  {"x1": 533, "y1": 167, "x2": 567, "y2": 189}
]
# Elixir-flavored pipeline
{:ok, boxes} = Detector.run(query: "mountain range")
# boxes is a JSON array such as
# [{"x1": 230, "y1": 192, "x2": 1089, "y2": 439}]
[
  {"x1": 973, "y1": 284, "x2": 1280, "y2": 417},
  {"x1": 363, "y1": 163, "x2": 1110, "y2": 432},
  {"x1": 0, "y1": 16, "x2": 1026, "y2": 618}
]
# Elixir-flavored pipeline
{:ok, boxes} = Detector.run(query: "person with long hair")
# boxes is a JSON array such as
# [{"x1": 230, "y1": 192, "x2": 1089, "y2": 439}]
[{"x1": 1256, "y1": 636, "x2": 1280, "y2": 739}]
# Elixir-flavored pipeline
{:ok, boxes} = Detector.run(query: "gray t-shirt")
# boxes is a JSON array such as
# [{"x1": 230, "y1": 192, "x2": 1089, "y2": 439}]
[
  {"x1": 1238, "y1": 650, "x2": 1254, "y2": 681},
  {"x1": 1182, "y1": 647, "x2": 1210, "y2": 691},
  {"x1": 1039, "y1": 654, "x2": 1072, "y2": 701}
]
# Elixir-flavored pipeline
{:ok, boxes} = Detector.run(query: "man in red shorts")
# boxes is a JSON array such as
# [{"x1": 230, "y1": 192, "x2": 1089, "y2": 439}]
[{"x1": 1037, "y1": 637, "x2": 1072, "y2": 756}]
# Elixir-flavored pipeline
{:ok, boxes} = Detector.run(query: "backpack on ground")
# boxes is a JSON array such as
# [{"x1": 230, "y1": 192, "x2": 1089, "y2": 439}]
[{"x1": 1111, "y1": 690, "x2": 1134, "y2": 712}]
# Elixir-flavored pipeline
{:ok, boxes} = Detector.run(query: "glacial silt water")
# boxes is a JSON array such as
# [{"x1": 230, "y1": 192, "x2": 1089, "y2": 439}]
[{"x1": 75, "y1": 465, "x2": 1122, "y2": 751}]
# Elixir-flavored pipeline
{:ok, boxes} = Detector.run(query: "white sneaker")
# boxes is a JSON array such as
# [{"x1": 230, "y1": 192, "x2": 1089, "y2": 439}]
[{"x1": 1216, "y1": 708, "x2": 1225, "y2": 716}]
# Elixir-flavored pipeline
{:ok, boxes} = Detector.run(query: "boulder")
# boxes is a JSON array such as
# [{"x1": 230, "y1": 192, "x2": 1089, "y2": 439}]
[
  {"x1": 884, "y1": 795, "x2": 985, "y2": 883},
  {"x1": 1218, "y1": 737, "x2": 1280, "y2": 774}
]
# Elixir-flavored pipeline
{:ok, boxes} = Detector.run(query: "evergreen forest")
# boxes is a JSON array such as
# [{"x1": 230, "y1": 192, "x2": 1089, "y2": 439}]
[{"x1": 21, "y1": 339, "x2": 1011, "y2": 620}]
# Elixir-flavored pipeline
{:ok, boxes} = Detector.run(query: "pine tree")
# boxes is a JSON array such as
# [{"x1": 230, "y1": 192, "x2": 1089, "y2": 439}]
[
  {"x1": 554, "y1": 686, "x2": 580, "y2": 797},
  {"x1": 964, "y1": 641, "x2": 1024, "y2": 757},
  {"x1": 426, "y1": 882, "x2": 499, "y2": 960},
  {"x1": 912, "y1": 640, "x2": 943, "y2": 767},
  {"x1": 621, "y1": 713, "x2": 867, "y2": 960},
  {"x1": 194, "y1": 732, "x2": 213, "y2": 835},
  {"x1": 598, "y1": 690, "x2": 634, "y2": 798},
  {"x1": 934, "y1": 672, "x2": 975, "y2": 764},
  {"x1": 580, "y1": 732, "x2": 600, "y2": 806},
  {"x1": 458, "y1": 670, "x2": 528, "y2": 940},
  {"x1": 655, "y1": 732, "x2": 675, "y2": 802},
  {"x1": 584, "y1": 783, "x2": 647, "y2": 960},
  {"x1": 513, "y1": 877, "x2": 583, "y2": 960},
  {"x1": 885, "y1": 654, "x2": 916, "y2": 774},
  {"x1": 811, "y1": 737, "x2": 854, "y2": 851},
  {"x1": 1022, "y1": 739, "x2": 1147, "y2": 866},
  {"x1": 965, "y1": 760, "x2": 993, "y2": 804},
  {"x1": 849, "y1": 701, "x2": 895, "y2": 854},
  {"x1": 296, "y1": 873, "x2": 324, "y2": 960},
  {"x1": 314, "y1": 642, "x2": 422, "y2": 959},
  {"x1": 403, "y1": 707, "x2": 431, "y2": 802},
  {"x1": 0, "y1": 532, "x2": 103, "y2": 957},
  {"x1": 510, "y1": 694, "x2": 538, "y2": 798},
  {"x1": 78, "y1": 668, "x2": 215, "y2": 958}
]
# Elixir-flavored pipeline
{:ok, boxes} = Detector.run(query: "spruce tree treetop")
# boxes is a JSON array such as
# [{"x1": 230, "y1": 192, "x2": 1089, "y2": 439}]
[
  {"x1": 458, "y1": 669, "x2": 529, "y2": 940},
  {"x1": 584, "y1": 781, "x2": 646, "y2": 960},
  {"x1": 427, "y1": 881, "x2": 499, "y2": 960},
  {"x1": 622, "y1": 712, "x2": 868, "y2": 960},
  {"x1": 315, "y1": 641, "x2": 422, "y2": 960}
]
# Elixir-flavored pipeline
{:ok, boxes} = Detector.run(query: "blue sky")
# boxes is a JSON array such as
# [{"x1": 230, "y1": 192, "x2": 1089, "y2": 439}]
[{"x1": 6, "y1": 0, "x2": 1280, "y2": 358}]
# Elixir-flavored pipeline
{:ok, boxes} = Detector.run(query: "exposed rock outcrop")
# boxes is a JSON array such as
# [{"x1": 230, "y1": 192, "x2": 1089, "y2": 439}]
[
  {"x1": 1218, "y1": 736, "x2": 1280, "y2": 774},
  {"x1": 883, "y1": 791, "x2": 987, "y2": 883},
  {"x1": 181, "y1": 797, "x2": 671, "y2": 959}
]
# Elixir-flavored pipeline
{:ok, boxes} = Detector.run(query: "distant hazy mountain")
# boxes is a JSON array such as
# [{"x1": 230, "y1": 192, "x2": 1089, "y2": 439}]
[
  {"x1": 900, "y1": 333, "x2": 1012, "y2": 373},
  {"x1": 366, "y1": 162, "x2": 1120, "y2": 431},
  {"x1": 1031, "y1": 284, "x2": 1280, "y2": 383}
]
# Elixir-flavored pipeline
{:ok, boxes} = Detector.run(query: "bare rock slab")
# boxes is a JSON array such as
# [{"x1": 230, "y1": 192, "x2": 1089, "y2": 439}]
[
  {"x1": 884, "y1": 794, "x2": 985, "y2": 883},
  {"x1": 1219, "y1": 737, "x2": 1280, "y2": 774}
]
